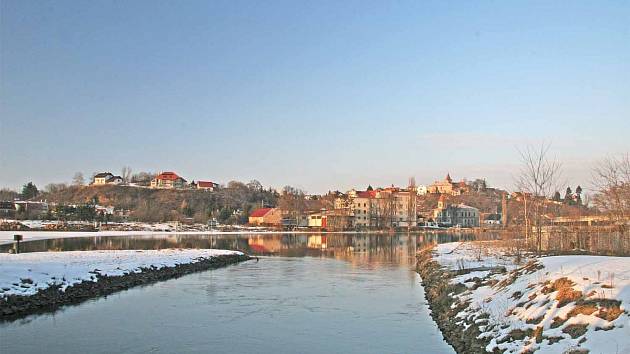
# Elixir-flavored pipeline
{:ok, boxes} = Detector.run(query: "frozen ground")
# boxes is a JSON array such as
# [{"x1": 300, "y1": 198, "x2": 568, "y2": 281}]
[
  {"x1": 0, "y1": 249, "x2": 241, "y2": 298},
  {"x1": 434, "y1": 242, "x2": 630, "y2": 354}
]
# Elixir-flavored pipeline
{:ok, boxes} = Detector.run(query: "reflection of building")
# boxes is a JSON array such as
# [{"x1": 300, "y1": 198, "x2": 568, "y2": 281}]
[
  {"x1": 307, "y1": 235, "x2": 327, "y2": 249},
  {"x1": 248, "y1": 235, "x2": 285, "y2": 253},
  {"x1": 434, "y1": 195, "x2": 479, "y2": 227}
]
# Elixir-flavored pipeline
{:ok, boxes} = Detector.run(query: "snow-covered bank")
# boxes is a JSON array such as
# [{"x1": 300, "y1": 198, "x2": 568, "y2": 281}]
[
  {"x1": 426, "y1": 242, "x2": 630, "y2": 354},
  {"x1": 0, "y1": 249, "x2": 249, "y2": 319},
  {"x1": 0, "y1": 249, "x2": 240, "y2": 298}
]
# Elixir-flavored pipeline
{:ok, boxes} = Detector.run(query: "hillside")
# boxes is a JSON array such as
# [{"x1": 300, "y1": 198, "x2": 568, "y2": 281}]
[{"x1": 39, "y1": 184, "x2": 278, "y2": 223}]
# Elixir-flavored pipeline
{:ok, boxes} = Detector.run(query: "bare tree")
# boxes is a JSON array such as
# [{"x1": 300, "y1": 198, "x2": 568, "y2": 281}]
[
  {"x1": 516, "y1": 143, "x2": 562, "y2": 254},
  {"x1": 72, "y1": 172, "x2": 85, "y2": 186},
  {"x1": 278, "y1": 186, "x2": 307, "y2": 226},
  {"x1": 131, "y1": 171, "x2": 156, "y2": 186},
  {"x1": 45, "y1": 183, "x2": 69, "y2": 194},
  {"x1": 121, "y1": 166, "x2": 132, "y2": 184},
  {"x1": 591, "y1": 153, "x2": 630, "y2": 221}
]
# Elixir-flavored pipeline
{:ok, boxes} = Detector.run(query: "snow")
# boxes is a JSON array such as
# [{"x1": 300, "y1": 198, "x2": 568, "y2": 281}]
[
  {"x1": 0, "y1": 219, "x2": 382, "y2": 245},
  {"x1": 432, "y1": 242, "x2": 630, "y2": 354},
  {"x1": 0, "y1": 249, "x2": 242, "y2": 298}
]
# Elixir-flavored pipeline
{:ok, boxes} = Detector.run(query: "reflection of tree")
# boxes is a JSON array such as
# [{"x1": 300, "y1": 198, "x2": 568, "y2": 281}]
[{"x1": 3, "y1": 233, "x2": 481, "y2": 268}]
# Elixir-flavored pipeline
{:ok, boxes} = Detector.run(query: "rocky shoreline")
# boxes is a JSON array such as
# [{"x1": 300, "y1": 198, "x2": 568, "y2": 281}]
[
  {"x1": 416, "y1": 247, "x2": 494, "y2": 354},
  {"x1": 0, "y1": 253, "x2": 251, "y2": 321}
]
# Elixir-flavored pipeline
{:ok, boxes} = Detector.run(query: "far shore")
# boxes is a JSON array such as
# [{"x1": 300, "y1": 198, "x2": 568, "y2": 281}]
[{"x1": 0, "y1": 227, "x2": 484, "y2": 246}]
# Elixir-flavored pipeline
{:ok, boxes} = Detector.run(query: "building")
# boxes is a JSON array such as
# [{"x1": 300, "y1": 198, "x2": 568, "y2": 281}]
[
  {"x1": 416, "y1": 185, "x2": 428, "y2": 195},
  {"x1": 351, "y1": 190, "x2": 376, "y2": 228},
  {"x1": 346, "y1": 186, "x2": 417, "y2": 228},
  {"x1": 0, "y1": 201, "x2": 16, "y2": 217},
  {"x1": 14, "y1": 201, "x2": 49, "y2": 218},
  {"x1": 428, "y1": 173, "x2": 469, "y2": 195},
  {"x1": 433, "y1": 195, "x2": 479, "y2": 227},
  {"x1": 248, "y1": 207, "x2": 282, "y2": 226},
  {"x1": 93, "y1": 172, "x2": 123, "y2": 185},
  {"x1": 306, "y1": 209, "x2": 353, "y2": 230},
  {"x1": 194, "y1": 181, "x2": 219, "y2": 191},
  {"x1": 150, "y1": 172, "x2": 187, "y2": 189},
  {"x1": 308, "y1": 212, "x2": 325, "y2": 228},
  {"x1": 483, "y1": 213, "x2": 502, "y2": 225}
]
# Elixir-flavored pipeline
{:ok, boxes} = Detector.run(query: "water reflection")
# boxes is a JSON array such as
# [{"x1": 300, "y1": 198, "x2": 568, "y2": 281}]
[
  {"x1": 0, "y1": 233, "x2": 476, "y2": 353},
  {"x1": 0, "y1": 232, "x2": 475, "y2": 268}
]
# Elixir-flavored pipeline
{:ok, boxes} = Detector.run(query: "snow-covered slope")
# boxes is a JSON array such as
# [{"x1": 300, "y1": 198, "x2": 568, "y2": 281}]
[{"x1": 434, "y1": 242, "x2": 630, "y2": 354}]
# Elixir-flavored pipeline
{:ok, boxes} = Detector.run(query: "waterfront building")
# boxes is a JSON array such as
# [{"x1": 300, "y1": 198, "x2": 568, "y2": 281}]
[
  {"x1": 248, "y1": 207, "x2": 282, "y2": 226},
  {"x1": 433, "y1": 195, "x2": 479, "y2": 227}
]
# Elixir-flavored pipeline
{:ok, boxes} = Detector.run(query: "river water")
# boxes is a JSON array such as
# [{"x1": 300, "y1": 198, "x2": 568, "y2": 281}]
[{"x1": 0, "y1": 233, "x2": 470, "y2": 353}]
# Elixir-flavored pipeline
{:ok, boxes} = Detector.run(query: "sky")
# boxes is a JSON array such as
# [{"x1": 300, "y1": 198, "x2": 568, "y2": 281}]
[{"x1": 1, "y1": 0, "x2": 629, "y2": 194}]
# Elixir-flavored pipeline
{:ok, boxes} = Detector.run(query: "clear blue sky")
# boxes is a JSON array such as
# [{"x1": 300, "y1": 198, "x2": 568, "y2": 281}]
[{"x1": 1, "y1": 0, "x2": 628, "y2": 193}]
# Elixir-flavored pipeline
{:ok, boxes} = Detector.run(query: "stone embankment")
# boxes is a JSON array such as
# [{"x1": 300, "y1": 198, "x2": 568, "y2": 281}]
[
  {"x1": 1, "y1": 253, "x2": 250, "y2": 321},
  {"x1": 416, "y1": 247, "x2": 495, "y2": 354}
]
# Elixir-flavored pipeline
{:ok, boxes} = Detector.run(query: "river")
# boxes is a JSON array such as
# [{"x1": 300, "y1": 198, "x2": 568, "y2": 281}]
[{"x1": 0, "y1": 232, "x2": 471, "y2": 353}]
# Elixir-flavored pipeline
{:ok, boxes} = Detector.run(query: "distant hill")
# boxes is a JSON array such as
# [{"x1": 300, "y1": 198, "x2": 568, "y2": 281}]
[{"x1": 39, "y1": 184, "x2": 278, "y2": 223}]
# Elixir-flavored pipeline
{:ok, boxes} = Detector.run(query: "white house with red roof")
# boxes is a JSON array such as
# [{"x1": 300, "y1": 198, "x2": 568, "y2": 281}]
[
  {"x1": 150, "y1": 171, "x2": 187, "y2": 189},
  {"x1": 194, "y1": 180, "x2": 219, "y2": 191}
]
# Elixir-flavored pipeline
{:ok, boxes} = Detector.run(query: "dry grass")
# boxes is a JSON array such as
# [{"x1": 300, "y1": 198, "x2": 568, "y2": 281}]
[
  {"x1": 551, "y1": 316, "x2": 568, "y2": 329},
  {"x1": 596, "y1": 302, "x2": 624, "y2": 321},
  {"x1": 542, "y1": 277, "x2": 583, "y2": 307},
  {"x1": 562, "y1": 324, "x2": 588, "y2": 339},
  {"x1": 567, "y1": 303, "x2": 598, "y2": 318}
]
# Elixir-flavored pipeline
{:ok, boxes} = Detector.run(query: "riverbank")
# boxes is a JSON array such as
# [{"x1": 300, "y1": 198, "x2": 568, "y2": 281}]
[
  {"x1": 0, "y1": 249, "x2": 250, "y2": 320},
  {"x1": 417, "y1": 241, "x2": 630, "y2": 353}
]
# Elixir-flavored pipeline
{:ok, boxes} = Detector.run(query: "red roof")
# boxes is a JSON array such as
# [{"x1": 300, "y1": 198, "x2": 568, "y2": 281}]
[
  {"x1": 357, "y1": 190, "x2": 377, "y2": 198},
  {"x1": 250, "y1": 208, "x2": 272, "y2": 218},
  {"x1": 156, "y1": 172, "x2": 182, "y2": 181},
  {"x1": 197, "y1": 181, "x2": 217, "y2": 188}
]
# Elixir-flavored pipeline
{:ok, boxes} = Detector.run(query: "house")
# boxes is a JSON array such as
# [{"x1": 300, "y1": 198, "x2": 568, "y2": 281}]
[
  {"x1": 107, "y1": 176, "x2": 123, "y2": 185},
  {"x1": 428, "y1": 173, "x2": 469, "y2": 195},
  {"x1": 248, "y1": 207, "x2": 282, "y2": 226},
  {"x1": 150, "y1": 172, "x2": 187, "y2": 189},
  {"x1": 483, "y1": 213, "x2": 502, "y2": 225},
  {"x1": 433, "y1": 195, "x2": 479, "y2": 227},
  {"x1": 95, "y1": 205, "x2": 115, "y2": 215},
  {"x1": 416, "y1": 185, "x2": 428, "y2": 195},
  {"x1": 195, "y1": 181, "x2": 219, "y2": 191},
  {"x1": 92, "y1": 172, "x2": 123, "y2": 185},
  {"x1": 308, "y1": 212, "x2": 325, "y2": 228}
]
